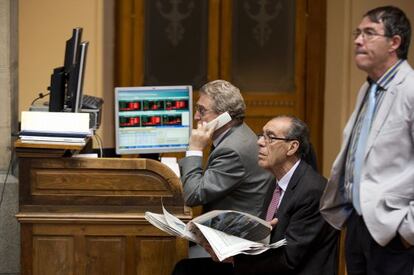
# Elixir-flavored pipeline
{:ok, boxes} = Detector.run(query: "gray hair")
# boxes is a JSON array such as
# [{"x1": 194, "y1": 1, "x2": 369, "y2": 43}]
[
  {"x1": 199, "y1": 80, "x2": 246, "y2": 121},
  {"x1": 275, "y1": 115, "x2": 310, "y2": 159}
]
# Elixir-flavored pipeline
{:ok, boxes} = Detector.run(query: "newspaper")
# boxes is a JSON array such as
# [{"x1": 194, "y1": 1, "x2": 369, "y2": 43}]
[{"x1": 145, "y1": 206, "x2": 287, "y2": 262}]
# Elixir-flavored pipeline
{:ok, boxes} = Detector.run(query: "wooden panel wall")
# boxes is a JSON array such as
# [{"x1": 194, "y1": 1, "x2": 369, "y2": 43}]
[{"x1": 25, "y1": 223, "x2": 187, "y2": 275}]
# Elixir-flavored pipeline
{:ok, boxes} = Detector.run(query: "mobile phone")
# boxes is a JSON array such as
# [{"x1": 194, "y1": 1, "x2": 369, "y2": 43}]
[{"x1": 205, "y1": 112, "x2": 232, "y2": 131}]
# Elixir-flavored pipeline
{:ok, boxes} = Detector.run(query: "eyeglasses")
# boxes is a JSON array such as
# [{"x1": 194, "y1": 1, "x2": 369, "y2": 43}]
[
  {"x1": 195, "y1": 104, "x2": 213, "y2": 117},
  {"x1": 257, "y1": 133, "x2": 295, "y2": 144},
  {"x1": 352, "y1": 29, "x2": 389, "y2": 41}
]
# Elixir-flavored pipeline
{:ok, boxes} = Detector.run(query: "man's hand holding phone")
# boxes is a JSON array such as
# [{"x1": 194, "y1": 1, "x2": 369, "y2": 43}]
[
  {"x1": 188, "y1": 112, "x2": 232, "y2": 151},
  {"x1": 188, "y1": 121, "x2": 216, "y2": 151}
]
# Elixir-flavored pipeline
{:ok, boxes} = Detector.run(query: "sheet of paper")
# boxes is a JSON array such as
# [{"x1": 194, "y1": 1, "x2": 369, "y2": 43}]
[
  {"x1": 161, "y1": 157, "x2": 180, "y2": 177},
  {"x1": 21, "y1": 111, "x2": 91, "y2": 135}
]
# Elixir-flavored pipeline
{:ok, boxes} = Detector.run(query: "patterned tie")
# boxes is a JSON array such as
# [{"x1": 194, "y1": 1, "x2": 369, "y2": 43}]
[
  {"x1": 266, "y1": 184, "x2": 282, "y2": 221},
  {"x1": 353, "y1": 83, "x2": 378, "y2": 215}
]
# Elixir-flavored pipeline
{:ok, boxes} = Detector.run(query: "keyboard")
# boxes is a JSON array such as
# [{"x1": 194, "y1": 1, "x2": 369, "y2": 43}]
[{"x1": 82, "y1": 95, "x2": 104, "y2": 109}]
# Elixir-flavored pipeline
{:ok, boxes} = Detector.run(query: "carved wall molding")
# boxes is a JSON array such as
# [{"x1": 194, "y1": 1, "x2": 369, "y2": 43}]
[{"x1": 245, "y1": 99, "x2": 295, "y2": 107}]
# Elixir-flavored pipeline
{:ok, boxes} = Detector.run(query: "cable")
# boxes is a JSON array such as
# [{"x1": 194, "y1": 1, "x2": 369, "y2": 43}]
[
  {"x1": 94, "y1": 133, "x2": 104, "y2": 158},
  {"x1": 0, "y1": 149, "x2": 14, "y2": 208},
  {"x1": 31, "y1": 92, "x2": 50, "y2": 106},
  {"x1": 96, "y1": 134, "x2": 103, "y2": 157}
]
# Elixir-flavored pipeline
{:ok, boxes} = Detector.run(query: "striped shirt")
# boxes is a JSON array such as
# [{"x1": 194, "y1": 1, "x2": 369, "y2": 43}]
[{"x1": 343, "y1": 59, "x2": 404, "y2": 203}]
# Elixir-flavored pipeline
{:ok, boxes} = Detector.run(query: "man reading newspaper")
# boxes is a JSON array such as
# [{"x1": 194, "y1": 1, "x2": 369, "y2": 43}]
[{"x1": 172, "y1": 116, "x2": 339, "y2": 275}]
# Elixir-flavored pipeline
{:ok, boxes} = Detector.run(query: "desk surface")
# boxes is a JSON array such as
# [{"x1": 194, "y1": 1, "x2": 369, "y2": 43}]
[
  {"x1": 15, "y1": 139, "x2": 87, "y2": 150},
  {"x1": 14, "y1": 138, "x2": 90, "y2": 158}
]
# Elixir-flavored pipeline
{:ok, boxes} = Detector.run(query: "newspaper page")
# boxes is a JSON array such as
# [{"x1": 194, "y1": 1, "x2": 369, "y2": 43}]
[
  {"x1": 144, "y1": 208, "x2": 197, "y2": 242},
  {"x1": 190, "y1": 210, "x2": 271, "y2": 243},
  {"x1": 144, "y1": 206, "x2": 287, "y2": 261},
  {"x1": 194, "y1": 223, "x2": 287, "y2": 262}
]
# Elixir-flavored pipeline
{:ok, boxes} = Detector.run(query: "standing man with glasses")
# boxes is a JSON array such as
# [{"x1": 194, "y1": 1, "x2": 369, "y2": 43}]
[
  {"x1": 320, "y1": 6, "x2": 414, "y2": 275},
  {"x1": 173, "y1": 115, "x2": 338, "y2": 275},
  {"x1": 180, "y1": 79, "x2": 273, "y2": 217}
]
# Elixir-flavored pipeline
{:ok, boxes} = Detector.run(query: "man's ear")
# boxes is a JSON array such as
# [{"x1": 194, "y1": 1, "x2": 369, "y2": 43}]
[
  {"x1": 389, "y1": 35, "x2": 402, "y2": 54},
  {"x1": 286, "y1": 140, "x2": 299, "y2": 157}
]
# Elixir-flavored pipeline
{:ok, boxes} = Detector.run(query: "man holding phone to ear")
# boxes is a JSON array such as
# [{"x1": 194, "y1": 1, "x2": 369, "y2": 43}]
[{"x1": 180, "y1": 79, "x2": 273, "y2": 217}]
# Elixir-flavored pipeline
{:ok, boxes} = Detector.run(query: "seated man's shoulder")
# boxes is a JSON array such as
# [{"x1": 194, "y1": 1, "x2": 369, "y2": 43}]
[{"x1": 300, "y1": 163, "x2": 327, "y2": 192}]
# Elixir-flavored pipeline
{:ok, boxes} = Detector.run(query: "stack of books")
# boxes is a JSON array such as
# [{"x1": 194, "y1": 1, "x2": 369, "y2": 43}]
[{"x1": 19, "y1": 111, "x2": 92, "y2": 146}]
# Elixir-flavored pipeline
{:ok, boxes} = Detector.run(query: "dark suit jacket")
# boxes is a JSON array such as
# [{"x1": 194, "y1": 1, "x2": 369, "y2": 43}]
[
  {"x1": 234, "y1": 161, "x2": 339, "y2": 275},
  {"x1": 179, "y1": 123, "x2": 274, "y2": 217}
]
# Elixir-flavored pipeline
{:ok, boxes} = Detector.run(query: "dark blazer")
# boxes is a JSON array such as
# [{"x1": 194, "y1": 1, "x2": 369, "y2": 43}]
[
  {"x1": 179, "y1": 123, "x2": 274, "y2": 217},
  {"x1": 234, "y1": 161, "x2": 339, "y2": 275}
]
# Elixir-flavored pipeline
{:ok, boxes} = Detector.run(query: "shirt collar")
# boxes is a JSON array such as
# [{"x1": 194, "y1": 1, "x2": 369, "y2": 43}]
[
  {"x1": 277, "y1": 159, "x2": 301, "y2": 192},
  {"x1": 367, "y1": 59, "x2": 404, "y2": 91}
]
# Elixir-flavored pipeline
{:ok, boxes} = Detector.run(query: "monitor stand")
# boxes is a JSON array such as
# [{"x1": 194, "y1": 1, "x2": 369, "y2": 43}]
[{"x1": 140, "y1": 153, "x2": 160, "y2": 161}]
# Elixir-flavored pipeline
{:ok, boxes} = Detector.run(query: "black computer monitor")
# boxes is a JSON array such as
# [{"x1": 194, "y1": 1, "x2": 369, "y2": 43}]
[
  {"x1": 49, "y1": 27, "x2": 87, "y2": 112},
  {"x1": 64, "y1": 28, "x2": 82, "y2": 75},
  {"x1": 68, "y1": 41, "x2": 89, "y2": 112}
]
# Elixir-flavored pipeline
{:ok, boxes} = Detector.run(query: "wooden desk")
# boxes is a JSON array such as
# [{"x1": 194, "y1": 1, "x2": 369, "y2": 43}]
[
  {"x1": 14, "y1": 139, "x2": 89, "y2": 158},
  {"x1": 15, "y1": 142, "x2": 191, "y2": 275}
]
